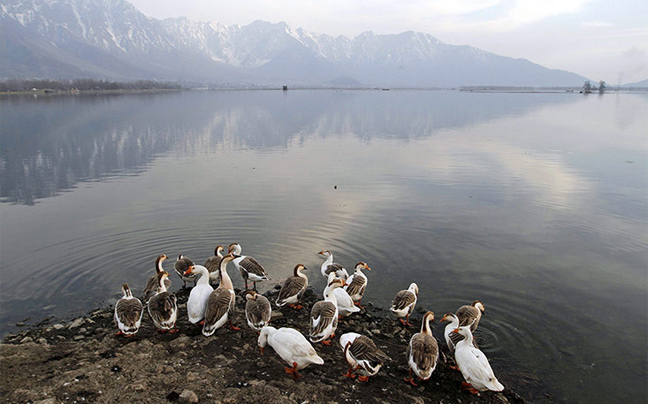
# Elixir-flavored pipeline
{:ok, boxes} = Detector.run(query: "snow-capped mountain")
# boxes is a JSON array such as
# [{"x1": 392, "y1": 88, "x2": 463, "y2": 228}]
[{"x1": 0, "y1": 0, "x2": 588, "y2": 86}]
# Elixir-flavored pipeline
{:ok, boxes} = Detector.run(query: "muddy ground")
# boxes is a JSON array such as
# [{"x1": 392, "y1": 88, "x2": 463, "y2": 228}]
[{"x1": 1, "y1": 286, "x2": 529, "y2": 404}]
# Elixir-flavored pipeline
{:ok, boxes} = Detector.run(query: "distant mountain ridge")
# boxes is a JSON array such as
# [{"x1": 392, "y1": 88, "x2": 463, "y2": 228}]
[{"x1": 1, "y1": 0, "x2": 590, "y2": 86}]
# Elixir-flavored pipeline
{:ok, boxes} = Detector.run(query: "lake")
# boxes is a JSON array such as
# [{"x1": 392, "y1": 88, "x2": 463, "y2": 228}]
[{"x1": 0, "y1": 89, "x2": 646, "y2": 404}]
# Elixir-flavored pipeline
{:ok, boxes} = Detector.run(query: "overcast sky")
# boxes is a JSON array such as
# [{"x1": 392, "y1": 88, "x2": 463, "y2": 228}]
[{"x1": 128, "y1": 0, "x2": 647, "y2": 84}]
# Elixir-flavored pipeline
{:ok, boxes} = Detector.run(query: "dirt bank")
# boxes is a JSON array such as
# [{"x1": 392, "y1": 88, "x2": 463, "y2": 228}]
[{"x1": 1, "y1": 286, "x2": 528, "y2": 404}]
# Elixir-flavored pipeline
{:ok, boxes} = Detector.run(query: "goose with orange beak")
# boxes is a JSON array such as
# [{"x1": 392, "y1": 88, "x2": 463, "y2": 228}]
[
  {"x1": 258, "y1": 326, "x2": 323, "y2": 380},
  {"x1": 344, "y1": 262, "x2": 371, "y2": 308}
]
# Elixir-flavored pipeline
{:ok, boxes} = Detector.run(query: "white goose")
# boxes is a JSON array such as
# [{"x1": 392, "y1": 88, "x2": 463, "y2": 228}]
[
  {"x1": 114, "y1": 284, "x2": 144, "y2": 336},
  {"x1": 339, "y1": 332, "x2": 390, "y2": 382},
  {"x1": 245, "y1": 290, "x2": 272, "y2": 332},
  {"x1": 183, "y1": 264, "x2": 214, "y2": 324},
  {"x1": 142, "y1": 254, "x2": 170, "y2": 304},
  {"x1": 228, "y1": 243, "x2": 269, "y2": 290},
  {"x1": 309, "y1": 278, "x2": 345, "y2": 345},
  {"x1": 202, "y1": 253, "x2": 239, "y2": 336},
  {"x1": 440, "y1": 312, "x2": 463, "y2": 354},
  {"x1": 318, "y1": 250, "x2": 349, "y2": 279},
  {"x1": 344, "y1": 262, "x2": 371, "y2": 308},
  {"x1": 323, "y1": 272, "x2": 360, "y2": 317},
  {"x1": 390, "y1": 283, "x2": 419, "y2": 326},
  {"x1": 404, "y1": 311, "x2": 438, "y2": 386},
  {"x1": 258, "y1": 326, "x2": 324, "y2": 380},
  {"x1": 147, "y1": 271, "x2": 178, "y2": 333},
  {"x1": 452, "y1": 325, "x2": 504, "y2": 393},
  {"x1": 276, "y1": 264, "x2": 308, "y2": 309},
  {"x1": 174, "y1": 254, "x2": 196, "y2": 288},
  {"x1": 203, "y1": 245, "x2": 225, "y2": 285}
]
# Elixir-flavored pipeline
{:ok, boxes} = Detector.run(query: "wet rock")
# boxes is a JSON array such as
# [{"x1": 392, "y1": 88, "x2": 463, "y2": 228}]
[
  {"x1": 34, "y1": 399, "x2": 57, "y2": 404},
  {"x1": 68, "y1": 317, "x2": 85, "y2": 328},
  {"x1": 20, "y1": 337, "x2": 33, "y2": 343},
  {"x1": 53, "y1": 324, "x2": 64, "y2": 330},
  {"x1": 179, "y1": 389, "x2": 199, "y2": 403}
]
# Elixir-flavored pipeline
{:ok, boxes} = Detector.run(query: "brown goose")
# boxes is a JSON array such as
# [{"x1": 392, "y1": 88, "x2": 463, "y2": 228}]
[
  {"x1": 202, "y1": 253, "x2": 239, "y2": 336},
  {"x1": 404, "y1": 311, "x2": 438, "y2": 386},
  {"x1": 147, "y1": 271, "x2": 178, "y2": 333},
  {"x1": 344, "y1": 262, "x2": 371, "y2": 308},
  {"x1": 339, "y1": 332, "x2": 390, "y2": 382},
  {"x1": 276, "y1": 264, "x2": 308, "y2": 309},
  {"x1": 390, "y1": 283, "x2": 419, "y2": 326},
  {"x1": 228, "y1": 243, "x2": 269, "y2": 290},
  {"x1": 174, "y1": 254, "x2": 196, "y2": 288},
  {"x1": 114, "y1": 284, "x2": 144, "y2": 336},
  {"x1": 203, "y1": 245, "x2": 225, "y2": 284},
  {"x1": 142, "y1": 254, "x2": 170, "y2": 303},
  {"x1": 245, "y1": 290, "x2": 272, "y2": 332},
  {"x1": 318, "y1": 250, "x2": 349, "y2": 279},
  {"x1": 309, "y1": 278, "x2": 345, "y2": 345},
  {"x1": 456, "y1": 300, "x2": 485, "y2": 332}
]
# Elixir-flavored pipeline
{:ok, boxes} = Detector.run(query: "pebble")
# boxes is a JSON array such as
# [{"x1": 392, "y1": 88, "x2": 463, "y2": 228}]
[
  {"x1": 73, "y1": 335, "x2": 85, "y2": 341},
  {"x1": 20, "y1": 337, "x2": 34, "y2": 343},
  {"x1": 37, "y1": 337, "x2": 48, "y2": 344},
  {"x1": 53, "y1": 324, "x2": 64, "y2": 330},
  {"x1": 179, "y1": 389, "x2": 199, "y2": 403},
  {"x1": 34, "y1": 399, "x2": 57, "y2": 404}
]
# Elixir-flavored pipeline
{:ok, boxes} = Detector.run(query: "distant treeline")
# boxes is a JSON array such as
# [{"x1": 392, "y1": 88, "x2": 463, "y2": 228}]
[{"x1": 0, "y1": 79, "x2": 183, "y2": 92}]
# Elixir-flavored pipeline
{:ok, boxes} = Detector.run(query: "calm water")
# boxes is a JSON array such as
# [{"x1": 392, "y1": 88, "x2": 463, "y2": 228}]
[{"x1": 1, "y1": 90, "x2": 646, "y2": 404}]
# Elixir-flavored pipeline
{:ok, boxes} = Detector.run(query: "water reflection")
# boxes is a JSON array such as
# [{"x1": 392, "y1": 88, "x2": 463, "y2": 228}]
[{"x1": 1, "y1": 90, "x2": 576, "y2": 205}]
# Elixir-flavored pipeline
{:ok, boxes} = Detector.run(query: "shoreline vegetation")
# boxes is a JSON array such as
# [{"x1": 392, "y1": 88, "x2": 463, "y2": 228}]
[
  {"x1": 1, "y1": 78, "x2": 646, "y2": 96},
  {"x1": 1, "y1": 285, "x2": 530, "y2": 404}
]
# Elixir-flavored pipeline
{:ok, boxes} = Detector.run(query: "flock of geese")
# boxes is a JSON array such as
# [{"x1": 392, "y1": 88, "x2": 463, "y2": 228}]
[{"x1": 114, "y1": 244, "x2": 504, "y2": 394}]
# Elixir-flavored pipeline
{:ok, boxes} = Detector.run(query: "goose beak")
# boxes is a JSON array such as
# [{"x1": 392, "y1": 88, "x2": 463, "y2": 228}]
[
  {"x1": 451, "y1": 328, "x2": 460, "y2": 334},
  {"x1": 259, "y1": 346, "x2": 264, "y2": 355},
  {"x1": 183, "y1": 266, "x2": 194, "y2": 276}
]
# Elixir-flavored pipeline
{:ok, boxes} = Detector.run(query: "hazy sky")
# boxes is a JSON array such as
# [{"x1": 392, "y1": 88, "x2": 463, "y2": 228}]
[{"x1": 128, "y1": 0, "x2": 647, "y2": 84}]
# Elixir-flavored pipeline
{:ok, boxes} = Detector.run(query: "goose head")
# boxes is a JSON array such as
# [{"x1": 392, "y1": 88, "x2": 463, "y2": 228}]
[
  {"x1": 228, "y1": 243, "x2": 242, "y2": 255},
  {"x1": 215, "y1": 245, "x2": 224, "y2": 256},
  {"x1": 354, "y1": 261, "x2": 371, "y2": 271},
  {"x1": 317, "y1": 250, "x2": 332, "y2": 258},
  {"x1": 408, "y1": 283, "x2": 419, "y2": 295},
  {"x1": 245, "y1": 290, "x2": 259, "y2": 301},
  {"x1": 472, "y1": 300, "x2": 485, "y2": 313},
  {"x1": 440, "y1": 313, "x2": 458, "y2": 323},
  {"x1": 293, "y1": 264, "x2": 307, "y2": 275}
]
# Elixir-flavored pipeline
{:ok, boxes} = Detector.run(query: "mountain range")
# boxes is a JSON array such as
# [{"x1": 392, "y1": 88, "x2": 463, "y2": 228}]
[{"x1": 1, "y1": 0, "x2": 590, "y2": 87}]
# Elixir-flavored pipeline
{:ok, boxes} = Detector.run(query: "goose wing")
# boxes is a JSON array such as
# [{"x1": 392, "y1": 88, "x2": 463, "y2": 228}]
[
  {"x1": 239, "y1": 256, "x2": 268, "y2": 278},
  {"x1": 278, "y1": 276, "x2": 306, "y2": 302},
  {"x1": 350, "y1": 335, "x2": 390, "y2": 364},
  {"x1": 246, "y1": 295, "x2": 272, "y2": 326},
  {"x1": 391, "y1": 290, "x2": 415, "y2": 311},
  {"x1": 115, "y1": 298, "x2": 143, "y2": 328},
  {"x1": 204, "y1": 288, "x2": 234, "y2": 326},
  {"x1": 310, "y1": 301, "x2": 337, "y2": 336},
  {"x1": 408, "y1": 333, "x2": 438, "y2": 372},
  {"x1": 345, "y1": 274, "x2": 366, "y2": 297}
]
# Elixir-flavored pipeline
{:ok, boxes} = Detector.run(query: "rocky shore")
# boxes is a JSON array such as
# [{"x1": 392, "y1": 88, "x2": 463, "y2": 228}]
[{"x1": 1, "y1": 286, "x2": 528, "y2": 404}]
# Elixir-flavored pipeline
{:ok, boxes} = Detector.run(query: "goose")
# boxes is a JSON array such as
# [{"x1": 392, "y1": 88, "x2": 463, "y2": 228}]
[
  {"x1": 228, "y1": 243, "x2": 269, "y2": 290},
  {"x1": 344, "y1": 262, "x2": 371, "y2": 308},
  {"x1": 203, "y1": 245, "x2": 225, "y2": 285},
  {"x1": 456, "y1": 300, "x2": 485, "y2": 332},
  {"x1": 390, "y1": 283, "x2": 419, "y2": 326},
  {"x1": 174, "y1": 254, "x2": 196, "y2": 288},
  {"x1": 452, "y1": 325, "x2": 504, "y2": 393},
  {"x1": 202, "y1": 253, "x2": 240, "y2": 336},
  {"x1": 142, "y1": 254, "x2": 171, "y2": 303},
  {"x1": 276, "y1": 264, "x2": 308, "y2": 309},
  {"x1": 245, "y1": 290, "x2": 272, "y2": 332},
  {"x1": 339, "y1": 332, "x2": 390, "y2": 382},
  {"x1": 323, "y1": 272, "x2": 360, "y2": 317},
  {"x1": 114, "y1": 284, "x2": 144, "y2": 336},
  {"x1": 440, "y1": 313, "x2": 464, "y2": 354},
  {"x1": 147, "y1": 271, "x2": 178, "y2": 333},
  {"x1": 258, "y1": 326, "x2": 324, "y2": 380},
  {"x1": 404, "y1": 311, "x2": 438, "y2": 386},
  {"x1": 318, "y1": 250, "x2": 349, "y2": 279},
  {"x1": 183, "y1": 264, "x2": 214, "y2": 324},
  {"x1": 309, "y1": 278, "x2": 345, "y2": 345}
]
